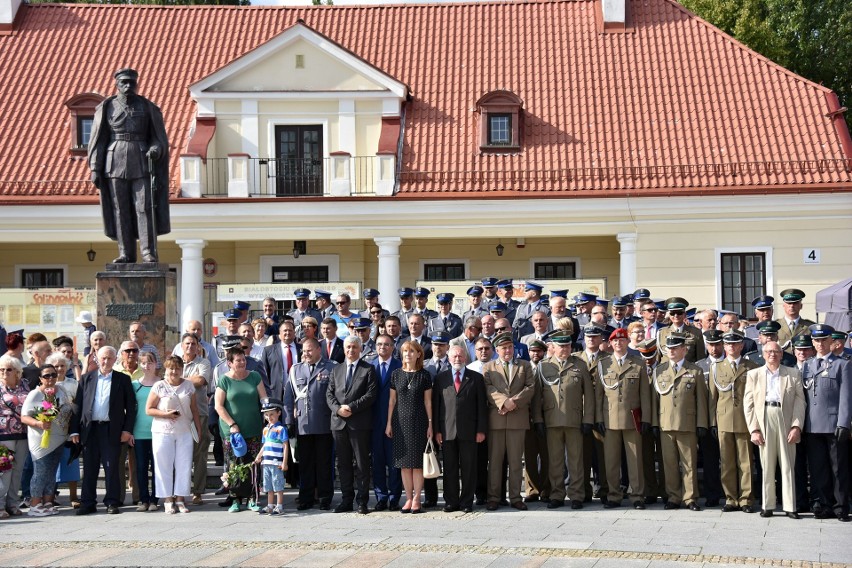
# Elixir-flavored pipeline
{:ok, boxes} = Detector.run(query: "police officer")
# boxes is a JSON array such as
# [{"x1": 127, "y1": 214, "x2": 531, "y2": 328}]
[
  {"x1": 802, "y1": 324, "x2": 851, "y2": 521},
  {"x1": 481, "y1": 277, "x2": 500, "y2": 304},
  {"x1": 351, "y1": 318, "x2": 378, "y2": 363},
  {"x1": 608, "y1": 296, "x2": 634, "y2": 330},
  {"x1": 775, "y1": 289, "x2": 816, "y2": 353},
  {"x1": 392, "y1": 287, "x2": 416, "y2": 334},
  {"x1": 573, "y1": 293, "x2": 598, "y2": 328},
  {"x1": 362, "y1": 289, "x2": 389, "y2": 319},
  {"x1": 653, "y1": 333, "x2": 708, "y2": 511},
  {"x1": 710, "y1": 331, "x2": 758, "y2": 512},
  {"x1": 496, "y1": 279, "x2": 520, "y2": 323},
  {"x1": 283, "y1": 338, "x2": 336, "y2": 511},
  {"x1": 462, "y1": 286, "x2": 489, "y2": 322},
  {"x1": 696, "y1": 330, "x2": 725, "y2": 507},
  {"x1": 423, "y1": 331, "x2": 451, "y2": 507},
  {"x1": 413, "y1": 287, "x2": 439, "y2": 320},
  {"x1": 428, "y1": 293, "x2": 463, "y2": 339},
  {"x1": 657, "y1": 297, "x2": 706, "y2": 363},
  {"x1": 792, "y1": 334, "x2": 816, "y2": 512},
  {"x1": 597, "y1": 328, "x2": 652, "y2": 509},
  {"x1": 744, "y1": 321, "x2": 797, "y2": 367},
  {"x1": 288, "y1": 288, "x2": 322, "y2": 341},
  {"x1": 314, "y1": 289, "x2": 336, "y2": 320},
  {"x1": 512, "y1": 281, "x2": 550, "y2": 340},
  {"x1": 744, "y1": 295, "x2": 775, "y2": 340},
  {"x1": 233, "y1": 300, "x2": 251, "y2": 325},
  {"x1": 215, "y1": 309, "x2": 242, "y2": 359}
]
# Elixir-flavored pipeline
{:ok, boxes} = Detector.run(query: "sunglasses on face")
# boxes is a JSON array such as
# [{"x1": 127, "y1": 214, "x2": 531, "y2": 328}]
[
  {"x1": 495, "y1": 327, "x2": 509, "y2": 332},
  {"x1": 669, "y1": 310, "x2": 685, "y2": 316},
  {"x1": 643, "y1": 308, "x2": 658, "y2": 312},
  {"x1": 41, "y1": 373, "x2": 58, "y2": 379},
  {"x1": 336, "y1": 301, "x2": 349, "y2": 305},
  {"x1": 370, "y1": 311, "x2": 383, "y2": 315},
  {"x1": 123, "y1": 348, "x2": 139, "y2": 353}
]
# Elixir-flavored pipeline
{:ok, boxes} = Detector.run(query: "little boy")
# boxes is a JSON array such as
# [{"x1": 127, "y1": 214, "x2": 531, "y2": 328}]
[{"x1": 255, "y1": 397, "x2": 289, "y2": 515}]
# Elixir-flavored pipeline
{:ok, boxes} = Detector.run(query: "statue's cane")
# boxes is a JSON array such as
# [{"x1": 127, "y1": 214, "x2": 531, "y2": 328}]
[{"x1": 148, "y1": 154, "x2": 158, "y2": 262}]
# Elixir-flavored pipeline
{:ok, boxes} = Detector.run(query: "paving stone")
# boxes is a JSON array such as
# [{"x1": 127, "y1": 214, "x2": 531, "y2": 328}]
[
  {"x1": 43, "y1": 549, "x2": 123, "y2": 567},
  {"x1": 282, "y1": 550, "x2": 355, "y2": 567},
  {"x1": 337, "y1": 551, "x2": 403, "y2": 568},
  {"x1": 191, "y1": 549, "x2": 265, "y2": 567},
  {"x1": 239, "y1": 549, "x2": 308, "y2": 567},
  {"x1": 485, "y1": 556, "x2": 547, "y2": 568}
]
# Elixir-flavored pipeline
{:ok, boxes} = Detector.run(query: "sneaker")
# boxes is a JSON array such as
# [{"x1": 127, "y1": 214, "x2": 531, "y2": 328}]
[
  {"x1": 259, "y1": 505, "x2": 273, "y2": 515},
  {"x1": 27, "y1": 504, "x2": 48, "y2": 517},
  {"x1": 137, "y1": 503, "x2": 150, "y2": 512},
  {"x1": 228, "y1": 501, "x2": 241, "y2": 513},
  {"x1": 20, "y1": 498, "x2": 30, "y2": 509},
  {"x1": 272, "y1": 505, "x2": 283, "y2": 515},
  {"x1": 192, "y1": 494, "x2": 204, "y2": 505},
  {"x1": 247, "y1": 500, "x2": 262, "y2": 512},
  {"x1": 43, "y1": 504, "x2": 58, "y2": 515},
  {"x1": 148, "y1": 503, "x2": 159, "y2": 512}
]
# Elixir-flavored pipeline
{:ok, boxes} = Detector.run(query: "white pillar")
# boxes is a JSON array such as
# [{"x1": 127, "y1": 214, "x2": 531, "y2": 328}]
[
  {"x1": 617, "y1": 232, "x2": 638, "y2": 296},
  {"x1": 176, "y1": 239, "x2": 207, "y2": 332},
  {"x1": 374, "y1": 237, "x2": 402, "y2": 312}
]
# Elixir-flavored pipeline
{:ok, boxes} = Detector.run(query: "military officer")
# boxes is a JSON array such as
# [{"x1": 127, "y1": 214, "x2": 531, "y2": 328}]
[
  {"x1": 423, "y1": 331, "x2": 450, "y2": 507},
  {"x1": 413, "y1": 287, "x2": 439, "y2": 320},
  {"x1": 283, "y1": 338, "x2": 336, "y2": 510},
  {"x1": 802, "y1": 324, "x2": 851, "y2": 521},
  {"x1": 314, "y1": 289, "x2": 336, "y2": 320},
  {"x1": 428, "y1": 293, "x2": 463, "y2": 338},
  {"x1": 391, "y1": 287, "x2": 416, "y2": 334},
  {"x1": 775, "y1": 289, "x2": 816, "y2": 352},
  {"x1": 574, "y1": 324, "x2": 609, "y2": 502},
  {"x1": 597, "y1": 328, "x2": 652, "y2": 509},
  {"x1": 537, "y1": 332, "x2": 594, "y2": 509},
  {"x1": 657, "y1": 297, "x2": 706, "y2": 363},
  {"x1": 744, "y1": 295, "x2": 775, "y2": 340},
  {"x1": 710, "y1": 331, "x2": 758, "y2": 512},
  {"x1": 718, "y1": 312, "x2": 758, "y2": 356},
  {"x1": 496, "y1": 279, "x2": 520, "y2": 323},
  {"x1": 637, "y1": 338, "x2": 666, "y2": 504},
  {"x1": 696, "y1": 330, "x2": 725, "y2": 507},
  {"x1": 831, "y1": 330, "x2": 852, "y2": 360},
  {"x1": 792, "y1": 334, "x2": 816, "y2": 512},
  {"x1": 288, "y1": 288, "x2": 323, "y2": 341},
  {"x1": 524, "y1": 339, "x2": 551, "y2": 503},
  {"x1": 512, "y1": 281, "x2": 551, "y2": 340},
  {"x1": 462, "y1": 286, "x2": 489, "y2": 322},
  {"x1": 744, "y1": 321, "x2": 797, "y2": 367},
  {"x1": 653, "y1": 333, "x2": 708, "y2": 511}
]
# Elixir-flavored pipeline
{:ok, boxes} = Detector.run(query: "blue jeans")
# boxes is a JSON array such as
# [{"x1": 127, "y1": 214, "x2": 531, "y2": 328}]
[
  {"x1": 31, "y1": 446, "x2": 63, "y2": 500},
  {"x1": 21, "y1": 453, "x2": 33, "y2": 500},
  {"x1": 134, "y1": 439, "x2": 157, "y2": 504}
]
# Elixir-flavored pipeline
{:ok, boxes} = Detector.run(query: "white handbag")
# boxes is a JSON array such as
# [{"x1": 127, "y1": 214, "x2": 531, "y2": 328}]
[{"x1": 422, "y1": 438, "x2": 441, "y2": 479}]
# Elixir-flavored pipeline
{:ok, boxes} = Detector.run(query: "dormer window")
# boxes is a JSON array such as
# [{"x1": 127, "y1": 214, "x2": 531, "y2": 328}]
[
  {"x1": 65, "y1": 93, "x2": 105, "y2": 155},
  {"x1": 477, "y1": 90, "x2": 523, "y2": 152}
]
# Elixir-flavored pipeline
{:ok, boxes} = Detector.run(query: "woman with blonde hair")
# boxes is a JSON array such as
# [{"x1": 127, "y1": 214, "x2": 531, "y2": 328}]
[{"x1": 0, "y1": 354, "x2": 29, "y2": 518}]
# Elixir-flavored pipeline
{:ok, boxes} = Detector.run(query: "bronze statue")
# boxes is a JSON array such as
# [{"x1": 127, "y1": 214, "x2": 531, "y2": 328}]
[{"x1": 88, "y1": 68, "x2": 170, "y2": 264}]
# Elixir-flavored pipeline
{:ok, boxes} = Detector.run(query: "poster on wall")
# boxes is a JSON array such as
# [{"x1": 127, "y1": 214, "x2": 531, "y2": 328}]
[{"x1": 0, "y1": 288, "x2": 97, "y2": 350}]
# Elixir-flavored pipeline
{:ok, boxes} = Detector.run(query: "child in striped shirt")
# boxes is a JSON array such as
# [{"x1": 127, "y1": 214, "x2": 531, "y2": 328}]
[{"x1": 254, "y1": 398, "x2": 289, "y2": 515}]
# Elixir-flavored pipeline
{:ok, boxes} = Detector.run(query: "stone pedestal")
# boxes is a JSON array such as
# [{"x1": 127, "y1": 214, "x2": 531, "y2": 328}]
[{"x1": 96, "y1": 263, "x2": 178, "y2": 359}]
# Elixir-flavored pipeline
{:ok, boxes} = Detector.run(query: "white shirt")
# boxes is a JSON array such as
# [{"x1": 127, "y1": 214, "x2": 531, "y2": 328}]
[
  {"x1": 765, "y1": 367, "x2": 782, "y2": 403},
  {"x1": 92, "y1": 371, "x2": 112, "y2": 421}
]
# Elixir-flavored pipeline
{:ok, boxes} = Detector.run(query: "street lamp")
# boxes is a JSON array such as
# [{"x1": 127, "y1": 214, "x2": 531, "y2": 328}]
[
  {"x1": 86, "y1": 244, "x2": 96, "y2": 262},
  {"x1": 496, "y1": 241, "x2": 504, "y2": 257}
]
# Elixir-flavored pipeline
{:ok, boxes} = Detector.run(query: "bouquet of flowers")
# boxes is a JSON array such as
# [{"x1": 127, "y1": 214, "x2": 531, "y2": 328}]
[
  {"x1": 30, "y1": 387, "x2": 60, "y2": 449},
  {"x1": 0, "y1": 446, "x2": 14, "y2": 472},
  {"x1": 222, "y1": 461, "x2": 255, "y2": 499}
]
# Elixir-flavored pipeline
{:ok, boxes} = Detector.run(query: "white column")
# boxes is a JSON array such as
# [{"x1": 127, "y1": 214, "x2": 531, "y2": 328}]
[
  {"x1": 176, "y1": 239, "x2": 207, "y2": 332},
  {"x1": 617, "y1": 232, "x2": 638, "y2": 296},
  {"x1": 374, "y1": 237, "x2": 402, "y2": 312}
]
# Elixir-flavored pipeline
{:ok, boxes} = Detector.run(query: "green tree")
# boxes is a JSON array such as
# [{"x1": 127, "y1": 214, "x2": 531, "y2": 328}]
[{"x1": 681, "y1": 0, "x2": 852, "y2": 130}]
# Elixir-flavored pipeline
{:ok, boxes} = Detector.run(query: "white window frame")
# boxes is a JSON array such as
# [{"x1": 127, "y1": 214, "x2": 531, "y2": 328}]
[
  {"x1": 419, "y1": 259, "x2": 469, "y2": 281},
  {"x1": 259, "y1": 254, "x2": 340, "y2": 283},
  {"x1": 714, "y1": 246, "x2": 774, "y2": 311},
  {"x1": 15, "y1": 264, "x2": 68, "y2": 288},
  {"x1": 529, "y1": 257, "x2": 582, "y2": 279}
]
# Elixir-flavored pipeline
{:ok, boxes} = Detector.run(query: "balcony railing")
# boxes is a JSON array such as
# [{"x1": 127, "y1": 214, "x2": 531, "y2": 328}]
[{"x1": 180, "y1": 154, "x2": 397, "y2": 198}]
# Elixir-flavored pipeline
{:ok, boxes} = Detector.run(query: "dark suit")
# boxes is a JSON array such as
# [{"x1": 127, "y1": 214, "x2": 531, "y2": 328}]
[
  {"x1": 371, "y1": 357, "x2": 402, "y2": 505},
  {"x1": 70, "y1": 369, "x2": 136, "y2": 509},
  {"x1": 260, "y1": 341, "x2": 302, "y2": 401},
  {"x1": 433, "y1": 368, "x2": 488, "y2": 509},
  {"x1": 326, "y1": 359, "x2": 378, "y2": 506},
  {"x1": 320, "y1": 337, "x2": 345, "y2": 364}
]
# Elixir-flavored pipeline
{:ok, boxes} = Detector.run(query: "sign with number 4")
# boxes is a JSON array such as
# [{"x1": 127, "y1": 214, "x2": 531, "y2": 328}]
[{"x1": 803, "y1": 249, "x2": 820, "y2": 264}]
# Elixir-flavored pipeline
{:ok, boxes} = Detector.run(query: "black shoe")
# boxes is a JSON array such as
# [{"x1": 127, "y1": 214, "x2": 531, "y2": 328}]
[
  {"x1": 475, "y1": 498, "x2": 486, "y2": 506},
  {"x1": 297, "y1": 502, "x2": 314, "y2": 511},
  {"x1": 374, "y1": 500, "x2": 387, "y2": 512},
  {"x1": 633, "y1": 501, "x2": 645, "y2": 510},
  {"x1": 214, "y1": 461, "x2": 224, "y2": 467},
  {"x1": 106, "y1": 505, "x2": 121, "y2": 514},
  {"x1": 722, "y1": 504, "x2": 739, "y2": 512},
  {"x1": 319, "y1": 502, "x2": 331, "y2": 511},
  {"x1": 604, "y1": 500, "x2": 620, "y2": 509},
  {"x1": 499, "y1": 499, "x2": 510, "y2": 507},
  {"x1": 547, "y1": 499, "x2": 564, "y2": 509},
  {"x1": 838, "y1": 513, "x2": 850, "y2": 522},
  {"x1": 523, "y1": 495, "x2": 539, "y2": 503},
  {"x1": 570, "y1": 500, "x2": 583, "y2": 510},
  {"x1": 664, "y1": 502, "x2": 680, "y2": 510},
  {"x1": 644, "y1": 496, "x2": 657, "y2": 505},
  {"x1": 218, "y1": 497, "x2": 234, "y2": 508},
  {"x1": 214, "y1": 486, "x2": 229, "y2": 496},
  {"x1": 388, "y1": 501, "x2": 399, "y2": 511},
  {"x1": 462, "y1": 506, "x2": 473, "y2": 513},
  {"x1": 423, "y1": 500, "x2": 437, "y2": 508},
  {"x1": 486, "y1": 502, "x2": 499, "y2": 511},
  {"x1": 687, "y1": 502, "x2": 701, "y2": 512},
  {"x1": 814, "y1": 506, "x2": 834, "y2": 519},
  {"x1": 358, "y1": 504, "x2": 369, "y2": 515},
  {"x1": 785, "y1": 511, "x2": 800, "y2": 519},
  {"x1": 600, "y1": 496, "x2": 609, "y2": 506},
  {"x1": 334, "y1": 503, "x2": 353, "y2": 513},
  {"x1": 741, "y1": 505, "x2": 754, "y2": 514},
  {"x1": 760, "y1": 509, "x2": 773, "y2": 518},
  {"x1": 443, "y1": 505, "x2": 459, "y2": 513},
  {"x1": 705, "y1": 498, "x2": 719, "y2": 507},
  {"x1": 76, "y1": 505, "x2": 96, "y2": 516}
]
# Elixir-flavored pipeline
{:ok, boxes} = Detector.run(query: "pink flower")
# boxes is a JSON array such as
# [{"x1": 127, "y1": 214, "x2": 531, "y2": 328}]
[
  {"x1": 43, "y1": 387, "x2": 56, "y2": 397},
  {"x1": 41, "y1": 400, "x2": 53, "y2": 410}
]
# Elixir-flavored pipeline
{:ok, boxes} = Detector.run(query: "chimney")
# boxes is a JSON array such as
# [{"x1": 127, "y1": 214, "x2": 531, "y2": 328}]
[
  {"x1": 0, "y1": 0, "x2": 23, "y2": 34},
  {"x1": 601, "y1": 0, "x2": 627, "y2": 30}
]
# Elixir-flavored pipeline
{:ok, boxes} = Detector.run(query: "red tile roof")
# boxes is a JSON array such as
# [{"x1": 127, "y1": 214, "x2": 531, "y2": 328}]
[{"x1": 0, "y1": 0, "x2": 850, "y2": 201}]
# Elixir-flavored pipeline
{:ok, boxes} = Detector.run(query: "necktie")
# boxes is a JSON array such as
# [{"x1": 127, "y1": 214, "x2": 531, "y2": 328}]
[
  {"x1": 309, "y1": 364, "x2": 315, "y2": 375},
  {"x1": 645, "y1": 326, "x2": 651, "y2": 339},
  {"x1": 285, "y1": 345, "x2": 293, "y2": 374},
  {"x1": 732, "y1": 360, "x2": 737, "y2": 373},
  {"x1": 443, "y1": 317, "x2": 448, "y2": 330},
  {"x1": 503, "y1": 361, "x2": 510, "y2": 380},
  {"x1": 816, "y1": 358, "x2": 825, "y2": 373},
  {"x1": 454, "y1": 371, "x2": 461, "y2": 393},
  {"x1": 327, "y1": 341, "x2": 333, "y2": 358},
  {"x1": 346, "y1": 364, "x2": 355, "y2": 389},
  {"x1": 381, "y1": 361, "x2": 388, "y2": 382}
]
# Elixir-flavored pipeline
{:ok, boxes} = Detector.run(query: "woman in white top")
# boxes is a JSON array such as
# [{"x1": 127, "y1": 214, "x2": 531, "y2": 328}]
[
  {"x1": 47, "y1": 353, "x2": 80, "y2": 509},
  {"x1": 145, "y1": 356, "x2": 200, "y2": 514}
]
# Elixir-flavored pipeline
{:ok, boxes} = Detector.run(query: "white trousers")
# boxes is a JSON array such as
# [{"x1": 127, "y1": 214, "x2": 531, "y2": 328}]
[
  {"x1": 759, "y1": 406, "x2": 796, "y2": 512},
  {"x1": 152, "y1": 432, "x2": 194, "y2": 499}
]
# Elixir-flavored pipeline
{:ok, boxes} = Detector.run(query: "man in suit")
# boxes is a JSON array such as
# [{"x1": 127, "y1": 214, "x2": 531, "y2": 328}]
[
  {"x1": 283, "y1": 338, "x2": 336, "y2": 511},
  {"x1": 326, "y1": 335, "x2": 378, "y2": 514},
  {"x1": 512, "y1": 281, "x2": 550, "y2": 340},
  {"x1": 406, "y1": 313, "x2": 433, "y2": 360},
  {"x1": 657, "y1": 298, "x2": 706, "y2": 364},
  {"x1": 319, "y1": 318, "x2": 345, "y2": 364},
  {"x1": 538, "y1": 332, "x2": 594, "y2": 509},
  {"x1": 428, "y1": 293, "x2": 463, "y2": 339},
  {"x1": 548, "y1": 292, "x2": 581, "y2": 344},
  {"x1": 69, "y1": 346, "x2": 137, "y2": 515},
  {"x1": 520, "y1": 311, "x2": 551, "y2": 346},
  {"x1": 383, "y1": 316, "x2": 407, "y2": 360},
  {"x1": 696, "y1": 330, "x2": 725, "y2": 507},
  {"x1": 775, "y1": 288, "x2": 815, "y2": 353},
  {"x1": 461, "y1": 286, "x2": 489, "y2": 322},
  {"x1": 482, "y1": 333, "x2": 535, "y2": 510},
  {"x1": 433, "y1": 345, "x2": 488, "y2": 512},
  {"x1": 260, "y1": 320, "x2": 301, "y2": 400},
  {"x1": 287, "y1": 288, "x2": 323, "y2": 341},
  {"x1": 710, "y1": 331, "x2": 759, "y2": 513},
  {"x1": 744, "y1": 340, "x2": 806, "y2": 518},
  {"x1": 653, "y1": 333, "x2": 708, "y2": 511},
  {"x1": 370, "y1": 334, "x2": 402, "y2": 511},
  {"x1": 449, "y1": 316, "x2": 482, "y2": 364},
  {"x1": 391, "y1": 287, "x2": 416, "y2": 335},
  {"x1": 598, "y1": 328, "x2": 652, "y2": 509},
  {"x1": 639, "y1": 300, "x2": 663, "y2": 341},
  {"x1": 802, "y1": 324, "x2": 851, "y2": 521}
]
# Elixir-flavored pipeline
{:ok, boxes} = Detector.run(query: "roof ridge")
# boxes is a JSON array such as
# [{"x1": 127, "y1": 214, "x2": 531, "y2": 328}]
[
  {"x1": 32, "y1": 0, "x2": 589, "y2": 11},
  {"x1": 664, "y1": 0, "x2": 834, "y2": 96}
]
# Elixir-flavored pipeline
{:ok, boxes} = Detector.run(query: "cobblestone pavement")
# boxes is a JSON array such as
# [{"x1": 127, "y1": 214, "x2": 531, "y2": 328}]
[{"x1": 1, "y1": 490, "x2": 849, "y2": 567}]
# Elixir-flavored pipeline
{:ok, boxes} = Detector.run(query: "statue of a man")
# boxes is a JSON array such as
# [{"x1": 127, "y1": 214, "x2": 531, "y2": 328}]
[{"x1": 88, "y1": 68, "x2": 170, "y2": 264}]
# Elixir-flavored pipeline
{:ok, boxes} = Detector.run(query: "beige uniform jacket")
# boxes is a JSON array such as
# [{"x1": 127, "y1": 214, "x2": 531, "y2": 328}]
[
  {"x1": 657, "y1": 325, "x2": 707, "y2": 363},
  {"x1": 537, "y1": 356, "x2": 594, "y2": 428},
  {"x1": 482, "y1": 358, "x2": 535, "y2": 430},
  {"x1": 709, "y1": 358, "x2": 757, "y2": 433},
  {"x1": 653, "y1": 360, "x2": 708, "y2": 432},
  {"x1": 597, "y1": 354, "x2": 651, "y2": 431}
]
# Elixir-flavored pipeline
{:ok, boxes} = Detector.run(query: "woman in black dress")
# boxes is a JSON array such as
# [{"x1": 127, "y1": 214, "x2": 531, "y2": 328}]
[{"x1": 385, "y1": 340, "x2": 433, "y2": 514}]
